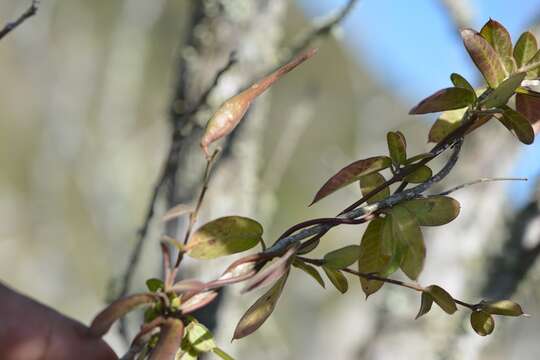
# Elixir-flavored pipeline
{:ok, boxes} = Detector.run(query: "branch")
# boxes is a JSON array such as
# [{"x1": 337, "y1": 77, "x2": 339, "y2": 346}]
[
  {"x1": 0, "y1": 0, "x2": 39, "y2": 41},
  {"x1": 434, "y1": 177, "x2": 528, "y2": 196}
]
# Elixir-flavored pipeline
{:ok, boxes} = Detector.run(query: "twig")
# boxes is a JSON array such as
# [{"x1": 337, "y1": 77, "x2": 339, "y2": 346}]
[
  {"x1": 434, "y1": 177, "x2": 528, "y2": 196},
  {"x1": 438, "y1": 0, "x2": 474, "y2": 31},
  {"x1": 0, "y1": 0, "x2": 39, "y2": 40}
]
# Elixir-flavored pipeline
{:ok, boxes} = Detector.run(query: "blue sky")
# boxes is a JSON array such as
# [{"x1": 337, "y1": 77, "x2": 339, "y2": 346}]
[{"x1": 299, "y1": 0, "x2": 540, "y2": 207}]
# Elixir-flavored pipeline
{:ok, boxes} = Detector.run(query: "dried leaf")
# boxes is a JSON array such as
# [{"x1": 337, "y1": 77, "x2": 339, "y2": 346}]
[
  {"x1": 480, "y1": 300, "x2": 525, "y2": 317},
  {"x1": 481, "y1": 72, "x2": 526, "y2": 109},
  {"x1": 425, "y1": 285, "x2": 457, "y2": 314},
  {"x1": 387, "y1": 131, "x2": 407, "y2": 164},
  {"x1": 461, "y1": 29, "x2": 506, "y2": 88},
  {"x1": 514, "y1": 31, "x2": 538, "y2": 68},
  {"x1": 409, "y1": 87, "x2": 476, "y2": 114},
  {"x1": 324, "y1": 245, "x2": 361, "y2": 270},
  {"x1": 404, "y1": 165, "x2": 432, "y2": 183},
  {"x1": 358, "y1": 218, "x2": 389, "y2": 297},
  {"x1": 450, "y1": 73, "x2": 475, "y2": 93},
  {"x1": 322, "y1": 266, "x2": 349, "y2": 293},
  {"x1": 470, "y1": 311, "x2": 495, "y2": 336},
  {"x1": 499, "y1": 106, "x2": 535, "y2": 144},
  {"x1": 480, "y1": 19, "x2": 513, "y2": 74},
  {"x1": 516, "y1": 93, "x2": 540, "y2": 134},
  {"x1": 179, "y1": 291, "x2": 218, "y2": 314},
  {"x1": 187, "y1": 216, "x2": 263, "y2": 259},
  {"x1": 402, "y1": 196, "x2": 460, "y2": 226},
  {"x1": 311, "y1": 156, "x2": 392, "y2": 205},
  {"x1": 292, "y1": 259, "x2": 325, "y2": 288},
  {"x1": 233, "y1": 272, "x2": 288, "y2": 340},
  {"x1": 415, "y1": 292, "x2": 434, "y2": 319},
  {"x1": 359, "y1": 172, "x2": 390, "y2": 204},
  {"x1": 150, "y1": 319, "x2": 184, "y2": 360}
]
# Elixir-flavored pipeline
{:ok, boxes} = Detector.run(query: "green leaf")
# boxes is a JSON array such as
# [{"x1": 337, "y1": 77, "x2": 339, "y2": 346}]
[
  {"x1": 481, "y1": 72, "x2": 526, "y2": 109},
  {"x1": 146, "y1": 278, "x2": 164, "y2": 293},
  {"x1": 185, "y1": 321, "x2": 216, "y2": 352},
  {"x1": 514, "y1": 31, "x2": 538, "y2": 68},
  {"x1": 415, "y1": 292, "x2": 434, "y2": 319},
  {"x1": 322, "y1": 266, "x2": 349, "y2": 293},
  {"x1": 311, "y1": 156, "x2": 392, "y2": 205},
  {"x1": 402, "y1": 196, "x2": 461, "y2": 226},
  {"x1": 404, "y1": 165, "x2": 432, "y2": 183},
  {"x1": 391, "y1": 205, "x2": 425, "y2": 280},
  {"x1": 324, "y1": 245, "x2": 361, "y2": 270},
  {"x1": 461, "y1": 29, "x2": 506, "y2": 88},
  {"x1": 425, "y1": 285, "x2": 457, "y2": 314},
  {"x1": 470, "y1": 311, "x2": 495, "y2": 336},
  {"x1": 450, "y1": 73, "x2": 475, "y2": 93},
  {"x1": 499, "y1": 106, "x2": 535, "y2": 144},
  {"x1": 387, "y1": 131, "x2": 407, "y2": 164},
  {"x1": 358, "y1": 219, "x2": 389, "y2": 298},
  {"x1": 428, "y1": 107, "x2": 467, "y2": 143},
  {"x1": 525, "y1": 50, "x2": 540, "y2": 78},
  {"x1": 404, "y1": 153, "x2": 434, "y2": 165},
  {"x1": 480, "y1": 19, "x2": 513, "y2": 74},
  {"x1": 480, "y1": 300, "x2": 525, "y2": 317},
  {"x1": 213, "y1": 347, "x2": 235, "y2": 360},
  {"x1": 233, "y1": 272, "x2": 288, "y2": 340},
  {"x1": 516, "y1": 93, "x2": 540, "y2": 134},
  {"x1": 380, "y1": 215, "x2": 405, "y2": 276},
  {"x1": 293, "y1": 259, "x2": 325, "y2": 288},
  {"x1": 187, "y1": 216, "x2": 263, "y2": 259},
  {"x1": 359, "y1": 173, "x2": 390, "y2": 204},
  {"x1": 409, "y1": 87, "x2": 476, "y2": 114}
]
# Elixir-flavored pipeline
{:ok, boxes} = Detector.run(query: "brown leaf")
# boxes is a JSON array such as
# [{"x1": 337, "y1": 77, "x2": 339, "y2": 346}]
[
  {"x1": 150, "y1": 318, "x2": 184, "y2": 360},
  {"x1": 461, "y1": 29, "x2": 506, "y2": 88},
  {"x1": 516, "y1": 93, "x2": 540, "y2": 134},
  {"x1": 409, "y1": 87, "x2": 476, "y2": 114}
]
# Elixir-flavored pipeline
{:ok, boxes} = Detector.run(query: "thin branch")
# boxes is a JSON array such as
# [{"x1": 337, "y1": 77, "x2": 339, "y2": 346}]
[
  {"x1": 0, "y1": 0, "x2": 39, "y2": 41},
  {"x1": 434, "y1": 177, "x2": 528, "y2": 196}
]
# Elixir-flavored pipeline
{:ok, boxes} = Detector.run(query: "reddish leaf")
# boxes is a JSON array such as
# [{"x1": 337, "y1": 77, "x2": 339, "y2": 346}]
[
  {"x1": 409, "y1": 87, "x2": 475, "y2": 114},
  {"x1": 170, "y1": 279, "x2": 206, "y2": 294},
  {"x1": 480, "y1": 19, "x2": 513, "y2": 74},
  {"x1": 179, "y1": 291, "x2": 218, "y2": 314},
  {"x1": 461, "y1": 29, "x2": 506, "y2": 88},
  {"x1": 516, "y1": 93, "x2": 540, "y2": 134},
  {"x1": 150, "y1": 319, "x2": 184, "y2": 360},
  {"x1": 243, "y1": 246, "x2": 296, "y2": 293},
  {"x1": 311, "y1": 156, "x2": 391, "y2": 205}
]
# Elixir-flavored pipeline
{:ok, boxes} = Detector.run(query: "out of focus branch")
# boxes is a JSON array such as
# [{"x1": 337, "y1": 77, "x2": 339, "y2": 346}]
[
  {"x1": 0, "y1": 0, "x2": 39, "y2": 40},
  {"x1": 439, "y1": 0, "x2": 474, "y2": 30}
]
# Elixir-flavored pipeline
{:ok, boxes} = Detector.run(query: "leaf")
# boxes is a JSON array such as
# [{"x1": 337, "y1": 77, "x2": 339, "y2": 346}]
[
  {"x1": 404, "y1": 153, "x2": 434, "y2": 165},
  {"x1": 409, "y1": 87, "x2": 476, "y2": 114},
  {"x1": 470, "y1": 311, "x2": 495, "y2": 336},
  {"x1": 243, "y1": 246, "x2": 296, "y2": 292},
  {"x1": 498, "y1": 106, "x2": 535, "y2": 144},
  {"x1": 525, "y1": 50, "x2": 540, "y2": 78},
  {"x1": 200, "y1": 49, "x2": 317, "y2": 158},
  {"x1": 358, "y1": 218, "x2": 389, "y2": 297},
  {"x1": 186, "y1": 216, "x2": 263, "y2": 259},
  {"x1": 514, "y1": 31, "x2": 538, "y2": 68},
  {"x1": 461, "y1": 29, "x2": 506, "y2": 88},
  {"x1": 359, "y1": 173, "x2": 390, "y2": 204},
  {"x1": 425, "y1": 285, "x2": 457, "y2": 314},
  {"x1": 179, "y1": 291, "x2": 218, "y2": 314},
  {"x1": 292, "y1": 259, "x2": 325, "y2": 288},
  {"x1": 516, "y1": 93, "x2": 540, "y2": 134},
  {"x1": 402, "y1": 196, "x2": 461, "y2": 226},
  {"x1": 481, "y1": 72, "x2": 526, "y2": 108},
  {"x1": 89, "y1": 293, "x2": 156, "y2": 337},
  {"x1": 404, "y1": 165, "x2": 432, "y2": 183},
  {"x1": 380, "y1": 215, "x2": 404, "y2": 276},
  {"x1": 213, "y1": 347, "x2": 235, "y2": 360},
  {"x1": 428, "y1": 107, "x2": 466, "y2": 143},
  {"x1": 146, "y1": 278, "x2": 164, "y2": 292},
  {"x1": 170, "y1": 279, "x2": 206, "y2": 294},
  {"x1": 233, "y1": 272, "x2": 288, "y2": 340},
  {"x1": 480, "y1": 300, "x2": 525, "y2": 317},
  {"x1": 150, "y1": 319, "x2": 184, "y2": 360},
  {"x1": 391, "y1": 205, "x2": 425, "y2": 280},
  {"x1": 185, "y1": 321, "x2": 216, "y2": 352},
  {"x1": 322, "y1": 266, "x2": 349, "y2": 293},
  {"x1": 450, "y1": 73, "x2": 475, "y2": 93},
  {"x1": 415, "y1": 292, "x2": 434, "y2": 319},
  {"x1": 324, "y1": 245, "x2": 361, "y2": 270},
  {"x1": 480, "y1": 19, "x2": 513, "y2": 74},
  {"x1": 311, "y1": 156, "x2": 392, "y2": 205},
  {"x1": 387, "y1": 131, "x2": 407, "y2": 164}
]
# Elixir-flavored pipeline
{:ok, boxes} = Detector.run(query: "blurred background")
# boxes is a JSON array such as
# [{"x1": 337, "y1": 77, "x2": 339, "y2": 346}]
[{"x1": 1, "y1": 0, "x2": 539, "y2": 359}]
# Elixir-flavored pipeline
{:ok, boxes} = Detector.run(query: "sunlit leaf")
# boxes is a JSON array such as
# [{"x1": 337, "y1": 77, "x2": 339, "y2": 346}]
[
  {"x1": 425, "y1": 285, "x2": 457, "y2": 314},
  {"x1": 359, "y1": 172, "x2": 390, "y2": 204},
  {"x1": 402, "y1": 196, "x2": 461, "y2": 226},
  {"x1": 525, "y1": 50, "x2": 540, "y2": 78},
  {"x1": 170, "y1": 279, "x2": 206, "y2": 294},
  {"x1": 480, "y1": 300, "x2": 526, "y2": 317},
  {"x1": 461, "y1": 29, "x2": 506, "y2": 88},
  {"x1": 481, "y1": 72, "x2": 526, "y2": 108},
  {"x1": 498, "y1": 106, "x2": 535, "y2": 144},
  {"x1": 187, "y1": 216, "x2": 263, "y2": 259},
  {"x1": 146, "y1": 278, "x2": 164, "y2": 293},
  {"x1": 450, "y1": 73, "x2": 475, "y2": 93},
  {"x1": 179, "y1": 291, "x2": 218, "y2": 314},
  {"x1": 185, "y1": 321, "x2": 216, "y2": 352},
  {"x1": 428, "y1": 107, "x2": 466, "y2": 143},
  {"x1": 514, "y1": 31, "x2": 538, "y2": 69},
  {"x1": 293, "y1": 258, "x2": 325, "y2": 288},
  {"x1": 404, "y1": 165, "x2": 432, "y2": 183},
  {"x1": 311, "y1": 156, "x2": 392, "y2": 205},
  {"x1": 151, "y1": 318, "x2": 184, "y2": 360},
  {"x1": 415, "y1": 292, "x2": 434, "y2": 319},
  {"x1": 470, "y1": 311, "x2": 495, "y2": 336},
  {"x1": 387, "y1": 131, "x2": 407, "y2": 164},
  {"x1": 409, "y1": 87, "x2": 476, "y2": 114},
  {"x1": 324, "y1": 245, "x2": 361, "y2": 270},
  {"x1": 392, "y1": 205, "x2": 425, "y2": 280},
  {"x1": 233, "y1": 272, "x2": 288, "y2": 340},
  {"x1": 322, "y1": 266, "x2": 349, "y2": 293},
  {"x1": 480, "y1": 19, "x2": 513, "y2": 74},
  {"x1": 358, "y1": 218, "x2": 389, "y2": 297},
  {"x1": 516, "y1": 92, "x2": 540, "y2": 134}
]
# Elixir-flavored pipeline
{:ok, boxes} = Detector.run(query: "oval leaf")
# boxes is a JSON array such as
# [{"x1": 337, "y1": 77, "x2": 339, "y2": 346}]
[
  {"x1": 402, "y1": 196, "x2": 460, "y2": 226},
  {"x1": 185, "y1": 321, "x2": 216, "y2": 352},
  {"x1": 470, "y1": 311, "x2": 495, "y2": 336},
  {"x1": 358, "y1": 218, "x2": 389, "y2": 297},
  {"x1": 146, "y1": 278, "x2": 164, "y2": 292},
  {"x1": 415, "y1": 292, "x2": 434, "y2": 319},
  {"x1": 311, "y1": 156, "x2": 391, "y2": 205},
  {"x1": 380, "y1": 214, "x2": 404, "y2": 276},
  {"x1": 387, "y1": 131, "x2": 407, "y2": 164},
  {"x1": 514, "y1": 31, "x2": 538, "y2": 68},
  {"x1": 187, "y1": 216, "x2": 263, "y2": 259},
  {"x1": 179, "y1": 291, "x2": 219, "y2": 314},
  {"x1": 391, "y1": 205, "x2": 425, "y2": 280},
  {"x1": 516, "y1": 93, "x2": 540, "y2": 134},
  {"x1": 481, "y1": 72, "x2": 526, "y2": 109},
  {"x1": 293, "y1": 259, "x2": 325, "y2": 288},
  {"x1": 450, "y1": 73, "x2": 475, "y2": 93},
  {"x1": 150, "y1": 319, "x2": 184, "y2": 360},
  {"x1": 480, "y1": 300, "x2": 525, "y2": 317},
  {"x1": 324, "y1": 245, "x2": 361, "y2": 270},
  {"x1": 322, "y1": 266, "x2": 349, "y2": 293},
  {"x1": 404, "y1": 165, "x2": 432, "y2": 183},
  {"x1": 426, "y1": 285, "x2": 457, "y2": 314},
  {"x1": 409, "y1": 87, "x2": 476, "y2": 114},
  {"x1": 499, "y1": 106, "x2": 535, "y2": 144},
  {"x1": 359, "y1": 172, "x2": 390, "y2": 204},
  {"x1": 428, "y1": 107, "x2": 467, "y2": 143},
  {"x1": 480, "y1": 19, "x2": 513, "y2": 74}
]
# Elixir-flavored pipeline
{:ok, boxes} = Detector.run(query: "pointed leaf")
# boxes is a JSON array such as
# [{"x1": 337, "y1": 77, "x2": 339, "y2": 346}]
[
  {"x1": 292, "y1": 259, "x2": 325, "y2": 288},
  {"x1": 324, "y1": 245, "x2": 361, "y2": 270},
  {"x1": 311, "y1": 156, "x2": 392, "y2": 205},
  {"x1": 450, "y1": 73, "x2": 475, "y2": 93},
  {"x1": 409, "y1": 87, "x2": 476, "y2": 114},
  {"x1": 514, "y1": 31, "x2": 538, "y2": 68},
  {"x1": 404, "y1": 165, "x2": 432, "y2": 183},
  {"x1": 179, "y1": 291, "x2": 218, "y2": 314},
  {"x1": 233, "y1": 272, "x2": 288, "y2": 340},
  {"x1": 322, "y1": 266, "x2": 349, "y2": 293},
  {"x1": 499, "y1": 106, "x2": 535, "y2": 144},
  {"x1": 415, "y1": 292, "x2": 434, "y2": 319},
  {"x1": 461, "y1": 29, "x2": 506, "y2": 88},
  {"x1": 402, "y1": 196, "x2": 461, "y2": 226},
  {"x1": 391, "y1": 205, "x2": 425, "y2": 280},
  {"x1": 359, "y1": 172, "x2": 390, "y2": 204},
  {"x1": 150, "y1": 319, "x2": 184, "y2": 360},
  {"x1": 358, "y1": 218, "x2": 389, "y2": 297},
  {"x1": 470, "y1": 311, "x2": 495, "y2": 336},
  {"x1": 480, "y1": 300, "x2": 525, "y2": 317},
  {"x1": 480, "y1": 19, "x2": 513, "y2": 74},
  {"x1": 187, "y1": 216, "x2": 263, "y2": 259},
  {"x1": 387, "y1": 131, "x2": 407, "y2": 164},
  {"x1": 481, "y1": 72, "x2": 526, "y2": 108},
  {"x1": 516, "y1": 93, "x2": 540, "y2": 134},
  {"x1": 425, "y1": 285, "x2": 457, "y2": 314}
]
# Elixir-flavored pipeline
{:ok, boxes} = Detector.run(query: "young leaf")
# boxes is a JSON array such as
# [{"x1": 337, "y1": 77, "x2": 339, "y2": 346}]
[
  {"x1": 186, "y1": 216, "x2": 263, "y2": 259},
  {"x1": 392, "y1": 206, "x2": 425, "y2": 281},
  {"x1": 403, "y1": 165, "x2": 432, "y2": 183},
  {"x1": 425, "y1": 285, "x2": 457, "y2": 314},
  {"x1": 415, "y1": 292, "x2": 434, "y2": 319},
  {"x1": 322, "y1": 266, "x2": 349, "y2": 293},
  {"x1": 470, "y1": 311, "x2": 495, "y2": 336},
  {"x1": 450, "y1": 73, "x2": 475, "y2": 93},
  {"x1": 151, "y1": 319, "x2": 185, "y2": 360},
  {"x1": 323, "y1": 245, "x2": 361, "y2": 270},
  {"x1": 516, "y1": 92, "x2": 540, "y2": 134},
  {"x1": 359, "y1": 172, "x2": 390, "y2": 204},
  {"x1": 233, "y1": 272, "x2": 288, "y2": 340},
  {"x1": 402, "y1": 196, "x2": 460, "y2": 226},
  {"x1": 243, "y1": 246, "x2": 296, "y2": 292},
  {"x1": 146, "y1": 278, "x2": 164, "y2": 292},
  {"x1": 179, "y1": 291, "x2": 219, "y2": 314},
  {"x1": 311, "y1": 156, "x2": 392, "y2": 205},
  {"x1": 409, "y1": 87, "x2": 476, "y2": 114},
  {"x1": 293, "y1": 259, "x2": 325, "y2": 288},
  {"x1": 461, "y1": 29, "x2": 506, "y2": 88},
  {"x1": 358, "y1": 218, "x2": 389, "y2": 297},
  {"x1": 498, "y1": 106, "x2": 535, "y2": 144},
  {"x1": 480, "y1": 19, "x2": 513, "y2": 74},
  {"x1": 200, "y1": 49, "x2": 317, "y2": 158},
  {"x1": 387, "y1": 131, "x2": 407, "y2": 164},
  {"x1": 480, "y1": 300, "x2": 525, "y2": 317},
  {"x1": 514, "y1": 31, "x2": 538, "y2": 68},
  {"x1": 428, "y1": 107, "x2": 467, "y2": 143},
  {"x1": 481, "y1": 72, "x2": 526, "y2": 108},
  {"x1": 185, "y1": 321, "x2": 216, "y2": 352}
]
